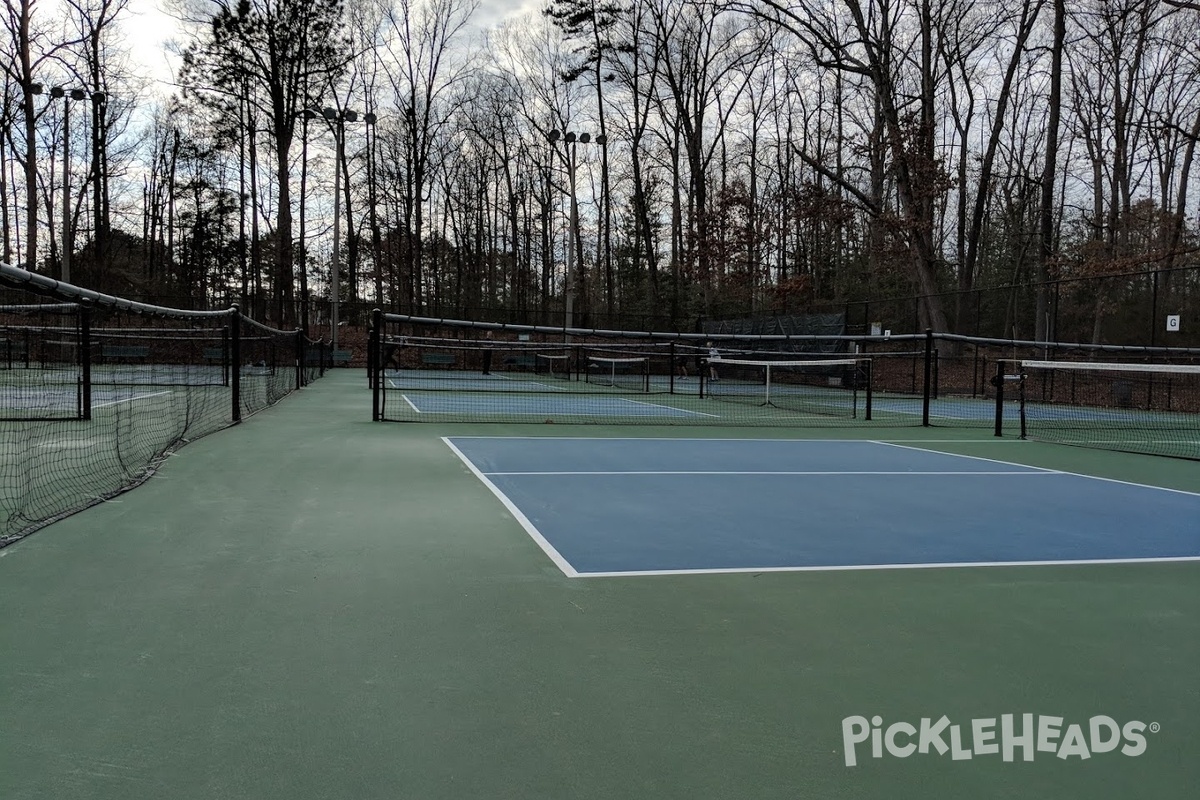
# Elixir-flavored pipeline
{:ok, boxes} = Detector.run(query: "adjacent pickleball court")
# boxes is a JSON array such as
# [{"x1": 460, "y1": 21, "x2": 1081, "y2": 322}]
[
  {"x1": 402, "y1": 391, "x2": 718, "y2": 418},
  {"x1": 382, "y1": 364, "x2": 1019, "y2": 426},
  {"x1": 445, "y1": 437, "x2": 1200, "y2": 576}
]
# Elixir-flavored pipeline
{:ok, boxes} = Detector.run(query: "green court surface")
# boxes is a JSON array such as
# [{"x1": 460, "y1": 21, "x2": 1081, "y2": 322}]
[{"x1": 1, "y1": 370, "x2": 1197, "y2": 799}]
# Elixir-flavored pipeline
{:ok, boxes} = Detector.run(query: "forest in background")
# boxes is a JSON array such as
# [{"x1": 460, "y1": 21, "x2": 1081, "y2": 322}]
[{"x1": 4, "y1": 0, "x2": 1200, "y2": 345}]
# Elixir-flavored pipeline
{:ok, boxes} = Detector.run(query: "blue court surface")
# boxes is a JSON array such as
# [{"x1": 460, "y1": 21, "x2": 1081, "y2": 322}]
[
  {"x1": 445, "y1": 437, "x2": 1200, "y2": 576},
  {"x1": 401, "y1": 392, "x2": 716, "y2": 418}
]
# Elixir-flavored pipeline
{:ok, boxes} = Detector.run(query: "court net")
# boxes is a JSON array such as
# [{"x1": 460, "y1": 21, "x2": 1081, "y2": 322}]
[
  {"x1": 707, "y1": 357, "x2": 871, "y2": 418},
  {"x1": 370, "y1": 314, "x2": 1200, "y2": 439},
  {"x1": 584, "y1": 355, "x2": 650, "y2": 392},
  {"x1": 369, "y1": 313, "x2": 882, "y2": 425},
  {"x1": 1003, "y1": 360, "x2": 1200, "y2": 460},
  {"x1": 0, "y1": 262, "x2": 328, "y2": 547}
]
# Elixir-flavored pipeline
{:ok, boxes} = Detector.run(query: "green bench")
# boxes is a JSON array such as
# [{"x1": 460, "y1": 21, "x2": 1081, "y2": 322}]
[
  {"x1": 421, "y1": 353, "x2": 455, "y2": 368},
  {"x1": 331, "y1": 349, "x2": 353, "y2": 366},
  {"x1": 202, "y1": 347, "x2": 226, "y2": 363}
]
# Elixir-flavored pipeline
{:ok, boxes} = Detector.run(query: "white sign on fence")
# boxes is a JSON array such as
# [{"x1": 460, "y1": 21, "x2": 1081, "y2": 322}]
[{"x1": 1166, "y1": 315, "x2": 1181, "y2": 333}]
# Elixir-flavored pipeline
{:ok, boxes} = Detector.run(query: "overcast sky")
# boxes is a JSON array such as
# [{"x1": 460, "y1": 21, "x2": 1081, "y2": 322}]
[{"x1": 121, "y1": 0, "x2": 543, "y2": 98}]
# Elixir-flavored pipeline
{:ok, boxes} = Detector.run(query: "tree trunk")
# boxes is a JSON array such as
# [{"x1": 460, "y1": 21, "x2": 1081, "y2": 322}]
[{"x1": 1036, "y1": 0, "x2": 1065, "y2": 342}]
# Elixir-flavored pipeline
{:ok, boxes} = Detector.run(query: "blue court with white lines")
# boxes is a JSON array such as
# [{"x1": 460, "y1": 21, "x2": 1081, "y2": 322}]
[
  {"x1": 400, "y1": 393, "x2": 717, "y2": 418},
  {"x1": 445, "y1": 437, "x2": 1200, "y2": 576}
]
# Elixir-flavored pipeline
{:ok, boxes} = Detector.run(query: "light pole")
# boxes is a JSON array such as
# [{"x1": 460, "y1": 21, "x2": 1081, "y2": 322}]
[
  {"x1": 308, "y1": 106, "x2": 375, "y2": 352},
  {"x1": 50, "y1": 86, "x2": 106, "y2": 284},
  {"x1": 547, "y1": 129, "x2": 605, "y2": 331}
]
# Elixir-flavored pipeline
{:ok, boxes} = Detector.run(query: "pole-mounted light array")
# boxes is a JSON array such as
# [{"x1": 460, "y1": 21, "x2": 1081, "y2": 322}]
[
  {"x1": 547, "y1": 129, "x2": 606, "y2": 331},
  {"x1": 49, "y1": 86, "x2": 107, "y2": 284},
  {"x1": 306, "y1": 106, "x2": 376, "y2": 352}
]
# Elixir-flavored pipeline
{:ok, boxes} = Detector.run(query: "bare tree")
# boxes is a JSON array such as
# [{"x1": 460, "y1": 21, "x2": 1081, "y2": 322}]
[
  {"x1": 740, "y1": 0, "x2": 953, "y2": 331},
  {"x1": 376, "y1": 0, "x2": 477, "y2": 314},
  {"x1": 1, "y1": 0, "x2": 84, "y2": 273},
  {"x1": 179, "y1": 0, "x2": 350, "y2": 324}
]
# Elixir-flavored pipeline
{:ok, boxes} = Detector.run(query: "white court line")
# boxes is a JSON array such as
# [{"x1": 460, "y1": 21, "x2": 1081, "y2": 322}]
[
  {"x1": 488, "y1": 372, "x2": 569, "y2": 392},
  {"x1": 93, "y1": 391, "x2": 171, "y2": 409},
  {"x1": 401, "y1": 394, "x2": 421, "y2": 413},
  {"x1": 447, "y1": 436, "x2": 1198, "y2": 578},
  {"x1": 521, "y1": 381, "x2": 570, "y2": 392},
  {"x1": 574, "y1": 555, "x2": 1200, "y2": 578},
  {"x1": 441, "y1": 437, "x2": 577, "y2": 577},
  {"x1": 619, "y1": 397, "x2": 721, "y2": 418},
  {"x1": 444, "y1": 435, "x2": 1018, "y2": 442},
  {"x1": 484, "y1": 470, "x2": 1053, "y2": 476},
  {"x1": 873, "y1": 440, "x2": 1200, "y2": 497}
]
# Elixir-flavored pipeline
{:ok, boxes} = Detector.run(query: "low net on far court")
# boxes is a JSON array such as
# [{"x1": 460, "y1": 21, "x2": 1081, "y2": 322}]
[
  {"x1": 999, "y1": 359, "x2": 1200, "y2": 460},
  {"x1": 583, "y1": 354, "x2": 651, "y2": 392},
  {"x1": 370, "y1": 314, "x2": 1200, "y2": 438},
  {"x1": 706, "y1": 355, "x2": 872, "y2": 419},
  {"x1": 378, "y1": 336, "x2": 577, "y2": 388},
  {"x1": 0, "y1": 262, "x2": 328, "y2": 547},
  {"x1": 369, "y1": 312, "x2": 888, "y2": 426}
]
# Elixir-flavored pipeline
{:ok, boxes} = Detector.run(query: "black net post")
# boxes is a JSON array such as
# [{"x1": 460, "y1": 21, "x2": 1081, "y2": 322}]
[
  {"x1": 371, "y1": 309, "x2": 382, "y2": 407},
  {"x1": 221, "y1": 327, "x2": 230, "y2": 386},
  {"x1": 669, "y1": 340, "x2": 676, "y2": 394},
  {"x1": 370, "y1": 308, "x2": 382, "y2": 421},
  {"x1": 864, "y1": 359, "x2": 873, "y2": 421},
  {"x1": 80, "y1": 304, "x2": 92, "y2": 421},
  {"x1": 931, "y1": 348, "x2": 940, "y2": 399},
  {"x1": 921, "y1": 328, "x2": 933, "y2": 426},
  {"x1": 294, "y1": 329, "x2": 303, "y2": 390},
  {"x1": 230, "y1": 305, "x2": 242, "y2": 423},
  {"x1": 1018, "y1": 370, "x2": 1027, "y2": 439},
  {"x1": 292, "y1": 328, "x2": 302, "y2": 391},
  {"x1": 993, "y1": 359, "x2": 1006, "y2": 437}
]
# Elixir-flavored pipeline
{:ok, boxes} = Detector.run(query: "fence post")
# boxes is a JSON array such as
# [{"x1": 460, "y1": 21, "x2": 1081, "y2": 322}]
[
  {"x1": 864, "y1": 359, "x2": 873, "y2": 421},
  {"x1": 371, "y1": 308, "x2": 382, "y2": 421},
  {"x1": 669, "y1": 340, "x2": 676, "y2": 393},
  {"x1": 231, "y1": 305, "x2": 242, "y2": 423},
  {"x1": 993, "y1": 359, "x2": 1006, "y2": 437},
  {"x1": 221, "y1": 326, "x2": 230, "y2": 386},
  {"x1": 1150, "y1": 270, "x2": 1159, "y2": 348},
  {"x1": 1019, "y1": 371, "x2": 1027, "y2": 440},
  {"x1": 921, "y1": 328, "x2": 933, "y2": 427},
  {"x1": 294, "y1": 329, "x2": 303, "y2": 390},
  {"x1": 80, "y1": 304, "x2": 92, "y2": 421}
]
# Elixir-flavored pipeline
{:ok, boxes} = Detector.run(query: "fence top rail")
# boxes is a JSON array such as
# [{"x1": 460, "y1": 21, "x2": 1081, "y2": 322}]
[
  {"x1": 0, "y1": 303, "x2": 79, "y2": 314},
  {"x1": 936, "y1": 331, "x2": 1200, "y2": 355},
  {"x1": 241, "y1": 315, "x2": 299, "y2": 337},
  {"x1": 1020, "y1": 360, "x2": 1200, "y2": 374},
  {"x1": 378, "y1": 315, "x2": 1200, "y2": 355},
  {"x1": 1, "y1": 262, "x2": 232, "y2": 321},
  {"x1": 379, "y1": 313, "x2": 927, "y2": 343}
]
